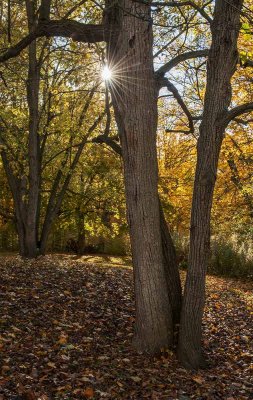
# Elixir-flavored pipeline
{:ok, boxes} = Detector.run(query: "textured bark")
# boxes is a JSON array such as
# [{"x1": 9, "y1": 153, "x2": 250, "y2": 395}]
[
  {"x1": 105, "y1": 0, "x2": 177, "y2": 352},
  {"x1": 94, "y1": 125, "x2": 182, "y2": 326},
  {"x1": 178, "y1": 0, "x2": 243, "y2": 369},
  {"x1": 0, "y1": 2, "x2": 41, "y2": 258},
  {"x1": 25, "y1": 46, "x2": 40, "y2": 257},
  {"x1": 0, "y1": 152, "x2": 26, "y2": 256},
  {"x1": 19, "y1": 1, "x2": 40, "y2": 258},
  {"x1": 159, "y1": 202, "x2": 181, "y2": 324}
]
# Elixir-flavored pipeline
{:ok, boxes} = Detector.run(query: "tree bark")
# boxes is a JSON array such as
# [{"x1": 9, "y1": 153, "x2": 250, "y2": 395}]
[
  {"x1": 159, "y1": 202, "x2": 181, "y2": 325},
  {"x1": 94, "y1": 121, "x2": 182, "y2": 326},
  {"x1": 21, "y1": 1, "x2": 41, "y2": 258},
  {"x1": 77, "y1": 212, "x2": 86, "y2": 255},
  {"x1": 178, "y1": 0, "x2": 243, "y2": 369},
  {"x1": 105, "y1": 0, "x2": 177, "y2": 352}
]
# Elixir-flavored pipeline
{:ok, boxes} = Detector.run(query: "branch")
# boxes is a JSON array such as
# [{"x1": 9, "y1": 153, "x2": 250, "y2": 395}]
[
  {"x1": 0, "y1": 29, "x2": 39, "y2": 62},
  {"x1": 151, "y1": 1, "x2": 213, "y2": 23},
  {"x1": 0, "y1": 20, "x2": 109, "y2": 63},
  {"x1": 240, "y1": 58, "x2": 253, "y2": 68},
  {"x1": 165, "y1": 129, "x2": 192, "y2": 134},
  {"x1": 92, "y1": 135, "x2": 122, "y2": 155},
  {"x1": 160, "y1": 77, "x2": 194, "y2": 133},
  {"x1": 223, "y1": 102, "x2": 253, "y2": 126},
  {"x1": 39, "y1": 0, "x2": 51, "y2": 21},
  {"x1": 234, "y1": 117, "x2": 253, "y2": 125},
  {"x1": 155, "y1": 49, "x2": 208, "y2": 77}
]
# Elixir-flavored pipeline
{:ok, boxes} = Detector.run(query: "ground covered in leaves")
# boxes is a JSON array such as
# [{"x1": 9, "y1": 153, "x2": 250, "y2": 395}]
[{"x1": 0, "y1": 254, "x2": 252, "y2": 400}]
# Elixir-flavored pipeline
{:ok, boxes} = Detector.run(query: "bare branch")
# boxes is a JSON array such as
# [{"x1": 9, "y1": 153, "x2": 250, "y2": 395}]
[
  {"x1": 155, "y1": 49, "x2": 208, "y2": 77},
  {"x1": 160, "y1": 77, "x2": 194, "y2": 133},
  {"x1": 151, "y1": 1, "x2": 213, "y2": 23},
  {"x1": 224, "y1": 102, "x2": 253, "y2": 126},
  {"x1": 92, "y1": 135, "x2": 122, "y2": 155},
  {"x1": 240, "y1": 58, "x2": 253, "y2": 68},
  {"x1": 165, "y1": 129, "x2": 192, "y2": 134}
]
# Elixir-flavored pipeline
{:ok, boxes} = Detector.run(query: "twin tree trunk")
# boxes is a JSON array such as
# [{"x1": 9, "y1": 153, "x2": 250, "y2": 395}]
[
  {"x1": 105, "y1": 0, "x2": 181, "y2": 352},
  {"x1": 178, "y1": 0, "x2": 243, "y2": 369}
]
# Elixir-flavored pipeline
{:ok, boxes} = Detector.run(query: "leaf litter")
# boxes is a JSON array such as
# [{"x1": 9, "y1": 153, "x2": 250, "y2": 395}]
[{"x1": 0, "y1": 255, "x2": 252, "y2": 399}]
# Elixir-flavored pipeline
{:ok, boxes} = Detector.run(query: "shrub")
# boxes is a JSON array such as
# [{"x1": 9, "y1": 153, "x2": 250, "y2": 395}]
[
  {"x1": 173, "y1": 234, "x2": 253, "y2": 279},
  {"x1": 209, "y1": 240, "x2": 253, "y2": 279}
]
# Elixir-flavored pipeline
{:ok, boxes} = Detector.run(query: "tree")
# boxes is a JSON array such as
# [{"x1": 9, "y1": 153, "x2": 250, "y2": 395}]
[
  {"x1": 178, "y1": 0, "x2": 252, "y2": 369},
  {"x1": 0, "y1": 2, "x2": 106, "y2": 257},
  {"x1": 0, "y1": 0, "x2": 252, "y2": 369}
]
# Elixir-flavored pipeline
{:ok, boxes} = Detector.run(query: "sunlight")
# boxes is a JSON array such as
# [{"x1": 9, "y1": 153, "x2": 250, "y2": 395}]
[{"x1": 102, "y1": 65, "x2": 112, "y2": 81}]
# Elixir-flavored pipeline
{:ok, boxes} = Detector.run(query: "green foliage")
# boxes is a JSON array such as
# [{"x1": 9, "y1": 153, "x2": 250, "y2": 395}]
[
  {"x1": 103, "y1": 235, "x2": 130, "y2": 256},
  {"x1": 209, "y1": 240, "x2": 253, "y2": 279},
  {"x1": 173, "y1": 233, "x2": 253, "y2": 279}
]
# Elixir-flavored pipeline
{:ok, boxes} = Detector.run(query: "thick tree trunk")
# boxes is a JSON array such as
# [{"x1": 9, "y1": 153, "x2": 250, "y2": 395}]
[
  {"x1": 178, "y1": 0, "x2": 243, "y2": 369},
  {"x1": 97, "y1": 115, "x2": 182, "y2": 327},
  {"x1": 105, "y1": 0, "x2": 176, "y2": 352}
]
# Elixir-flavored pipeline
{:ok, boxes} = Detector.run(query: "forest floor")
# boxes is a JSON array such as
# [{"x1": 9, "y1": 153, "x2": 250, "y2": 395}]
[{"x1": 0, "y1": 254, "x2": 252, "y2": 400}]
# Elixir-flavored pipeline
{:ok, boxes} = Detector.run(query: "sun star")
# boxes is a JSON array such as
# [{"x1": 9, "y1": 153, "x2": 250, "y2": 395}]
[{"x1": 102, "y1": 65, "x2": 112, "y2": 81}]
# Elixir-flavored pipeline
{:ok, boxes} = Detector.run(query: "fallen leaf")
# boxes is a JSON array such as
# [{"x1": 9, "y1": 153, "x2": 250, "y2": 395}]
[
  {"x1": 131, "y1": 376, "x2": 142, "y2": 383},
  {"x1": 192, "y1": 375, "x2": 205, "y2": 385},
  {"x1": 47, "y1": 361, "x2": 56, "y2": 368},
  {"x1": 83, "y1": 387, "x2": 94, "y2": 398}
]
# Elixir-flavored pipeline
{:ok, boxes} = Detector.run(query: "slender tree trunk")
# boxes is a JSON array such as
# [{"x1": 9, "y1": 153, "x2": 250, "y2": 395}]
[
  {"x1": 178, "y1": 0, "x2": 243, "y2": 369},
  {"x1": 105, "y1": 0, "x2": 176, "y2": 352},
  {"x1": 159, "y1": 203, "x2": 181, "y2": 325},
  {"x1": 24, "y1": 1, "x2": 41, "y2": 258},
  {"x1": 0, "y1": 152, "x2": 27, "y2": 256},
  {"x1": 24, "y1": 41, "x2": 40, "y2": 257},
  {"x1": 76, "y1": 173, "x2": 86, "y2": 255},
  {"x1": 77, "y1": 212, "x2": 86, "y2": 255}
]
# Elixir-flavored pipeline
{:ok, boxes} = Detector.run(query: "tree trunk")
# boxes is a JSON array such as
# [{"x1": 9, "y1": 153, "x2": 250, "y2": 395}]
[
  {"x1": 24, "y1": 1, "x2": 41, "y2": 258},
  {"x1": 105, "y1": 0, "x2": 175, "y2": 352},
  {"x1": 96, "y1": 115, "x2": 182, "y2": 327},
  {"x1": 178, "y1": 0, "x2": 243, "y2": 369},
  {"x1": 159, "y1": 202, "x2": 181, "y2": 325},
  {"x1": 77, "y1": 212, "x2": 86, "y2": 255}
]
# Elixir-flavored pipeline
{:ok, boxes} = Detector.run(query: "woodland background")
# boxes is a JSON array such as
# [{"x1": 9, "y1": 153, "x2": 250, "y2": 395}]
[{"x1": 0, "y1": 0, "x2": 252, "y2": 278}]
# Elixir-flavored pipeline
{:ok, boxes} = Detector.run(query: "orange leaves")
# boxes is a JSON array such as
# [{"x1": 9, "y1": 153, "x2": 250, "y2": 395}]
[
  {"x1": 83, "y1": 387, "x2": 94, "y2": 398},
  {"x1": 192, "y1": 375, "x2": 205, "y2": 385},
  {"x1": 73, "y1": 387, "x2": 94, "y2": 398},
  {"x1": 58, "y1": 333, "x2": 68, "y2": 345},
  {"x1": 0, "y1": 255, "x2": 252, "y2": 399}
]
